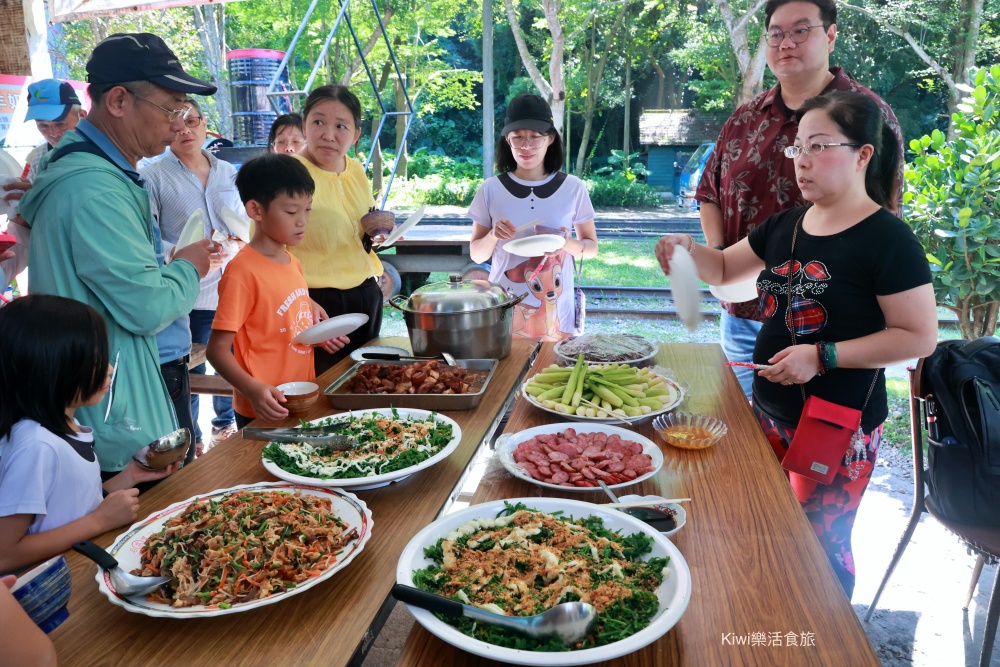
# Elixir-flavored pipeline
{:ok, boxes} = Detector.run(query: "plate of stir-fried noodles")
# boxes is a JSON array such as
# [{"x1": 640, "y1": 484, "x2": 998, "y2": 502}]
[{"x1": 92, "y1": 482, "x2": 373, "y2": 617}]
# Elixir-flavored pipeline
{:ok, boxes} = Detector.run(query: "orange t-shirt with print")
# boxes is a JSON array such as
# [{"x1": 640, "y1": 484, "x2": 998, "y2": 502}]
[{"x1": 213, "y1": 246, "x2": 316, "y2": 418}]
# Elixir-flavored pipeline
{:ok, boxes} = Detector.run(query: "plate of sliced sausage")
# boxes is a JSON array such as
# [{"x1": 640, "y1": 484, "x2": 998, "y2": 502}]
[{"x1": 496, "y1": 423, "x2": 663, "y2": 491}]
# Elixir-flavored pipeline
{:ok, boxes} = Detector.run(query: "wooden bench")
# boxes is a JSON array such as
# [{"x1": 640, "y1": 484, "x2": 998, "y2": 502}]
[{"x1": 187, "y1": 344, "x2": 234, "y2": 396}]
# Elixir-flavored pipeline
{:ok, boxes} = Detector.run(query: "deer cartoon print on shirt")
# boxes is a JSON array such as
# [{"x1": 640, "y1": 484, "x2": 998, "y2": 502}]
[{"x1": 505, "y1": 250, "x2": 569, "y2": 341}]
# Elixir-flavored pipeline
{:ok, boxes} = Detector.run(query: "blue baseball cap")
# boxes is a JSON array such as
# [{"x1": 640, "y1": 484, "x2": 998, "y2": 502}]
[{"x1": 25, "y1": 80, "x2": 82, "y2": 122}]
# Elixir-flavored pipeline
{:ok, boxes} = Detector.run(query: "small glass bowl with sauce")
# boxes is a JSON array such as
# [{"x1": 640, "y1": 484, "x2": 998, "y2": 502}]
[
  {"x1": 616, "y1": 495, "x2": 687, "y2": 537},
  {"x1": 653, "y1": 413, "x2": 728, "y2": 450}
]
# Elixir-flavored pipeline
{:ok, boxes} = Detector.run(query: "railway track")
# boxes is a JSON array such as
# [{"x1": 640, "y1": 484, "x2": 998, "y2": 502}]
[
  {"x1": 415, "y1": 216, "x2": 703, "y2": 238},
  {"x1": 579, "y1": 285, "x2": 719, "y2": 320},
  {"x1": 578, "y1": 285, "x2": 958, "y2": 324}
]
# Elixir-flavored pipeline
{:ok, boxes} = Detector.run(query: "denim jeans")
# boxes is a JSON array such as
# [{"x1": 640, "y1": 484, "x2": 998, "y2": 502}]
[
  {"x1": 159, "y1": 357, "x2": 197, "y2": 465},
  {"x1": 720, "y1": 311, "x2": 762, "y2": 400},
  {"x1": 189, "y1": 309, "x2": 234, "y2": 441}
]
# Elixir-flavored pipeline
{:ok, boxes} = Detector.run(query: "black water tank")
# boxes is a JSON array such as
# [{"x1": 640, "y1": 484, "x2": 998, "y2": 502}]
[{"x1": 227, "y1": 49, "x2": 293, "y2": 147}]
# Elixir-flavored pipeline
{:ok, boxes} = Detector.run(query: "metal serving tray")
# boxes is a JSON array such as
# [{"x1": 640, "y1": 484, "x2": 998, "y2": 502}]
[{"x1": 323, "y1": 358, "x2": 499, "y2": 411}]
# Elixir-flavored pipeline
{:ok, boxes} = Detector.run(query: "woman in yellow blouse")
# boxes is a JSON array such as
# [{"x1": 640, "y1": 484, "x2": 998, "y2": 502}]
[{"x1": 291, "y1": 85, "x2": 383, "y2": 373}]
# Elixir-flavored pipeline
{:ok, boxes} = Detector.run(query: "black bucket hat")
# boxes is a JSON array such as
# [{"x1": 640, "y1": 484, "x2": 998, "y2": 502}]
[
  {"x1": 501, "y1": 94, "x2": 555, "y2": 135},
  {"x1": 86, "y1": 33, "x2": 217, "y2": 95}
]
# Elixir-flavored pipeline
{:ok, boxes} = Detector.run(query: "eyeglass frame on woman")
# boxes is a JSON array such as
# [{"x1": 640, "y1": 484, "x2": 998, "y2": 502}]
[
  {"x1": 181, "y1": 113, "x2": 205, "y2": 129},
  {"x1": 272, "y1": 138, "x2": 305, "y2": 151},
  {"x1": 122, "y1": 87, "x2": 192, "y2": 123},
  {"x1": 506, "y1": 134, "x2": 549, "y2": 150},
  {"x1": 784, "y1": 142, "x2": 862, "y2": 159},
  {"x1": 765, "y1": 24, "x2": 825, "y2": 48}
]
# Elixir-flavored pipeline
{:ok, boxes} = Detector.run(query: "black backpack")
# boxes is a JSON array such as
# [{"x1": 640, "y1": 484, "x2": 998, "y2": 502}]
[{"x1": 923, "y1": 336, "x2": 1000, "y2": 526}]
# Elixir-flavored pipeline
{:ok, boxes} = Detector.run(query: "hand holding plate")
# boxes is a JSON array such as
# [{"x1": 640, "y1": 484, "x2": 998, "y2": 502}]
[{"x1": 654, "y1": 234, "x2": 691, "y2": 276}]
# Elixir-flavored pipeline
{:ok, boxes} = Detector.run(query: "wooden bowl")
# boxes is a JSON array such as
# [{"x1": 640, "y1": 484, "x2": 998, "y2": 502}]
[
  {"x1": 360, "y1": 210, "x2": 396, "y2": 237},
  {"x1": 278, "y1": 381, "x2": 319, "y2": 415},
  {"x1": 140, "y1": 427, "x2": 191, "y2": 470}
]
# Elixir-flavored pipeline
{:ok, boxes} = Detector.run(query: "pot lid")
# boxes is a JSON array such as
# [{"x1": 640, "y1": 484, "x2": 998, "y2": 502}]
[{"x1": 404, "y1": 275, "x2": 517, "y2": 313}]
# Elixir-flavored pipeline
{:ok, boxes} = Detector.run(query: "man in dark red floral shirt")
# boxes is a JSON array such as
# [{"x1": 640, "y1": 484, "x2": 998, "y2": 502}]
[{"x1": 694, "y1": 0, "x2": 904, "y2": 397}]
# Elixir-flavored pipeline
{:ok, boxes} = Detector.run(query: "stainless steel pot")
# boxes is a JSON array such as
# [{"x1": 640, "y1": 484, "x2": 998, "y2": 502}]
[{"x1": 389, "y1": 275, "x2": 525, "y2": 359}]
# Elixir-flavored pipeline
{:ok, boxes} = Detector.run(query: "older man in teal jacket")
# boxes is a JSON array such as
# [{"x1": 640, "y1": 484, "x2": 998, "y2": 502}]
[{"x1": 18, "y1": 33, "x2": 219, "y2": 474}]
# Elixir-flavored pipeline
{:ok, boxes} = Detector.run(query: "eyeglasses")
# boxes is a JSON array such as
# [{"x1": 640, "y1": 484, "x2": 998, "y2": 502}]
[
  {"x1": 765, "y1": 24, "x2": 825, "y2": 48},
  {"x1": 182, "y1": 115, "x2": 204, "y2": 129},
  {"x1": 784, "y1": 142, "x2": 862, "y2": 158},
  {"x1": 272, "y1": 139, "x2": 305, "y2": 151},
  {"x1": 507, "y1": 135, "x2": 548, "y2": 150},
  {"x1": 124, "y1": 88, "x2": 191, "y2": 123}
]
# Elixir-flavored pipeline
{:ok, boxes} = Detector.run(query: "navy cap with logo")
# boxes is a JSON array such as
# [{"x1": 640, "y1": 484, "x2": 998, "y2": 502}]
[
  {"x1": 501, "y1": 94, "x2": 556, "y2": 136},
  {"x1": 86, "y1": 33, "x2": 217, "y2": 95},
  {"x1": 25, "y1": 80, "x2": 82, "y2": 122}
]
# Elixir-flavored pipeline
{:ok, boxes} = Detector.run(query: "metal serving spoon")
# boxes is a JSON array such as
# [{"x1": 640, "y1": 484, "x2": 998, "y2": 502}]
[
  {"x1": 597, "y1": 480, "x2": 678, "y2": 533},
  {"x1": 72, "y1": 540, "x2": 171, "y2": 597},
  {"x1": 392, "y1": 583, "x2": 597, "y2": 645}
]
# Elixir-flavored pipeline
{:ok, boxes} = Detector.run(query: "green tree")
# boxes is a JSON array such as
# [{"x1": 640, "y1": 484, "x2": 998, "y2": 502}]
[
  {"x1": 904, "y1": 66, "x2": 1000, "y2": 339},
  {"x1": 841, "y1": 0, "x2": 1000, "y2": 136}
]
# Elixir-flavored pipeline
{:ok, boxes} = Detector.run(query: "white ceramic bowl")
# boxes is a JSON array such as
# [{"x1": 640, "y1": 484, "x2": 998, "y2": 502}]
[
  {"x1": 396, "y1": 497, "x2": 692, "y2": 665},
  {"x1": 616, "y1": 495, "x2": 687, "y2": 538},
  {"x1": 496, "y1": 422, "x2": 663, "y2": 492},
  {"x1": 553, "y1": 334, "x2": 658, "y2": 367},
  {"x1": 520, "y1": 373, "x2": 684, "y2": 425},
  {"x1": 93, "y1": 482, "x2": 372, "y2": 618},
  {"x1": 261, "y1": 408, "x2": 462, "y2": 490}
]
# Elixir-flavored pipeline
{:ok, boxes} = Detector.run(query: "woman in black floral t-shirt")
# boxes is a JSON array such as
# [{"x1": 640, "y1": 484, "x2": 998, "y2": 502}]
[{"x1": 655, "y1": 91, "x2": 938, "y2": 598}]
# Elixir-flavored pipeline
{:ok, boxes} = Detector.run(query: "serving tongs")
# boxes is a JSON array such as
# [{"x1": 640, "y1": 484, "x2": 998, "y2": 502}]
[
  {"x1": 361, "y1": 351, "x2": 459, "y2": 365},
  {"x1": 242, "y1": 427, "x2": 358, "y2": 452}
]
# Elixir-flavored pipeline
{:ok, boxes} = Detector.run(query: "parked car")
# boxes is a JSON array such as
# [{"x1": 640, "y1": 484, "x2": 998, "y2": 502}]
[{"x1": 678, "y1": 142, "x2": 714, "y2": 210}]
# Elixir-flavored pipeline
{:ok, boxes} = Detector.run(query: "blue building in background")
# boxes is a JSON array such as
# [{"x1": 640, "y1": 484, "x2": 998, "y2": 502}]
[{"x1": 638, "y1": 109, "x2": 725, "y2": 199}]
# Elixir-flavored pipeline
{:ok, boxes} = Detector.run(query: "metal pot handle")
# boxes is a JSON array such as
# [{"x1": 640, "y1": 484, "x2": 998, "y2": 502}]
[
  {"x1": 501, "y1": 292, "x2": 527, "y2": 311},
  {"x1": 389, "y1": 294, "x2": 410, "y2": 312}
]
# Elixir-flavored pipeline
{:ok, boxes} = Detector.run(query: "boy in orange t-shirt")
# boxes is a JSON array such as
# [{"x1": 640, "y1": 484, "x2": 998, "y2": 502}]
[{"x1": 208, "y1": 154, "x2": 349, "y2": 427}]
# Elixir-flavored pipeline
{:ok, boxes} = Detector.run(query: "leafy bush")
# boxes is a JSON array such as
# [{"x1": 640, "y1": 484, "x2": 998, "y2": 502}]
[
  {"x1": 594, "y1": 150, "x2": 650, "y2": 182},
  {"x1": 904, "y1": 65, "x2": 1000, "y2": 339},
  {"x1": 584, "y1": 177, "x2": 665, "y2": 208},
  {"x1": 407, "y1": 148, "x2": 484, "y2": 180},
  {"x1": 406, "y1": 174, "x2": 483, "y2": 207}
]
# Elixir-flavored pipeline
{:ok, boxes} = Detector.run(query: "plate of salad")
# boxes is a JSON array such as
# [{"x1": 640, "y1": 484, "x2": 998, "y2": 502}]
[
  {"x1": 396, "y1": 497, "x2": 691, "y2": 665},
  {"x1": 261, "y1": 408, "x2": 462, "y2": 490}
]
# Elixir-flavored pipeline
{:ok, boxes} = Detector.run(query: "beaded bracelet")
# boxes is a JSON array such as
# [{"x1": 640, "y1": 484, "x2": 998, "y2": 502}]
[{"x1": 816, "y1": 341, "x2": 829, "y2": 375}]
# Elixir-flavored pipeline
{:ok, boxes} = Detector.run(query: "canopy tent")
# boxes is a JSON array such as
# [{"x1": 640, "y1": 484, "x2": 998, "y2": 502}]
[{"x1": 49, "y1": 0, "x2": 245, "y2": 24}]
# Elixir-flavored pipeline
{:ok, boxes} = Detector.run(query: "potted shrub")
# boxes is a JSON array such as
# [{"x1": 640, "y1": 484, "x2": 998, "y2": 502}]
[{"x1": 904, "y1": 65, "x2": 1000, "y2": 339}]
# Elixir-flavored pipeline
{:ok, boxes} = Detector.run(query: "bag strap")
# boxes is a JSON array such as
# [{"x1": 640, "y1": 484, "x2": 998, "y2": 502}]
[
  {"x1": 47, "y1": 137, "x2": 144, "y2": 187},
  {"x1": 956, "y1": 336, "x2": 1000, "y2": 360},
  {"x1": 787, "y1": 213, "x2": 880, "y2": 412}
]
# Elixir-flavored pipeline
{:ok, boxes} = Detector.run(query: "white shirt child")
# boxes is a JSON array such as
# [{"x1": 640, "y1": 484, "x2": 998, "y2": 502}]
[{"x1": 0, "y1": 419, "x2": 102, "y2": 534}]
